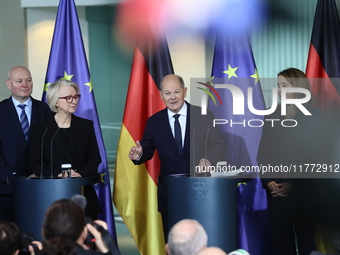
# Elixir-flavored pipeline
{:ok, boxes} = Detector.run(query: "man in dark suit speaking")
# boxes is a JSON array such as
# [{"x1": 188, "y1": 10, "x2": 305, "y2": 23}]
[
  {"x1": 129, "y1": 74, "x2": 225, "y2": 174},
  {"x1": 0, "y1": 66, "x2": 51, "y2": 222},
  {"x1": 128, "y1": 74, "x2": 226, "y2": 236}
]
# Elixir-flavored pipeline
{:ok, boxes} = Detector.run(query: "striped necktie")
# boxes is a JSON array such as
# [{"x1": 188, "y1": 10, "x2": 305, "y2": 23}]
[{"x1": 18, "y1": 104, "x2": 29, "y2": 141}]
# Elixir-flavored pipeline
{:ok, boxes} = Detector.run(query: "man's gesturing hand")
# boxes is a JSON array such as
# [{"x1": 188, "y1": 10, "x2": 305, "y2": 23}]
[{"x1": 129, "y1": 141, "x2": 143, "y2": 160}]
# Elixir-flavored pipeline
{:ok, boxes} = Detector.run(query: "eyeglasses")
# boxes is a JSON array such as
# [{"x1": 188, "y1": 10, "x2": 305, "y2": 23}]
[{"x1": 58, "y1": 94, "x2": 81, "y2": 103}]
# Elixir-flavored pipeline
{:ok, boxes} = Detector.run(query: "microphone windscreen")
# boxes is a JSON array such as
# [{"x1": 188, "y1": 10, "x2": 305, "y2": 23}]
[{"x1": 71, "y1": 194, "x2": 87, "y2": 209}]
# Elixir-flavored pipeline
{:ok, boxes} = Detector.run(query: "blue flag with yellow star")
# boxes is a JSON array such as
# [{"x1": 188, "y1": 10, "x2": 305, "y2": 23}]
[
  {"x1": 42, "y1": 0, "x2": 117, "y2": 240},
  {"x1": 208, "y1": 35, "x2": 272, "y2": 254}
]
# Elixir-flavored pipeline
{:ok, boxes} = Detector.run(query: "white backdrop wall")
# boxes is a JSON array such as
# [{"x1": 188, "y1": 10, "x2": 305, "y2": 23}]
[
  {"x1": 26, "y1": 5, "x2": 207, "y2": 103},
  {"x1": 26, "y1": 7, "x2": 89, "y2": 100}
]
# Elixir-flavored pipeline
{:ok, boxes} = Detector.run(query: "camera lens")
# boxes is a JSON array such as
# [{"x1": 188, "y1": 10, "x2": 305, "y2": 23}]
[{"x1": 19, "y1": 233, "x2": 36, "y2": 255}]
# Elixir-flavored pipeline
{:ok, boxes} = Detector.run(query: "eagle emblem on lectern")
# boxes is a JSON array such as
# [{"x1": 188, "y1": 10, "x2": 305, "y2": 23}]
[{"x1": 191, "y1": 182, "x2": 208, "y2": 200}]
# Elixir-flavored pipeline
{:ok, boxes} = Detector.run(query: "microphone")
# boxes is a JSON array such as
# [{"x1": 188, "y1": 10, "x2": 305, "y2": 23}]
[
  {"x1": 50, "y1": 128, "x2": 60, "y2": 179},
  {"x1": 199, "y1": 127, "x2": 211, "y2": 177},
  {"x1": 192, "y1": 128, "x2": 196, "y2": 176},
  {"x1": 204, "y1": 128, "x2": 211, "y2": 177},
  {"x1": 204, "y1": 127, "x2": 209, "y2": 162},
  {"x1": 40, "y1": 127, "x2": 49, "y2": 179}
]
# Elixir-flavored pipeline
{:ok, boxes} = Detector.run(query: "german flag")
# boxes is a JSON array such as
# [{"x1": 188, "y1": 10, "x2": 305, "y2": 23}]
[
  {"x1": 306, "y1": 1, "x2": 340, "y2": 252},
  {"x1": 305, "y1": 0, "x2": 340, "y2": 114},
  {"x1": 113, "y1": 39, "x2": 173, "y2": 255}
]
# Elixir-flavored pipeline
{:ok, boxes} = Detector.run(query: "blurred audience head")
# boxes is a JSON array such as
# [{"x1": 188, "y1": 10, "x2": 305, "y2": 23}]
[
  {"x1": 41, "y1": 199, "x2": 87, "y2": 255},
  {"x1": 197, "y1": 246, "x2": 227, "y2": 255},
  {"x1": 165, "y1": 219, "x2": 208, "y2": 255},
  {"x1": 332, "y1": 230, "x2": 340, "y2": 251},
  {"x1": 0, "y1": 221, "x2": 21, "y2": 255}
]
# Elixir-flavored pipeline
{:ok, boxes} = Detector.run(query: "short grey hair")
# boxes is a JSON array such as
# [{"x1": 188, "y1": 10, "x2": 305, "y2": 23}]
[
  {"x1": 7, "y1": 66, "x2": 31, "y2": 80},
  {"x1": 167, "y1": 219, "x2": 208, "y2": 255},
  {"x1": 46, "y1": 79, "x2": 80, "y2": 112},
  {"x1": 160, "y1": 74, "x2": 185, "y2": 91}
]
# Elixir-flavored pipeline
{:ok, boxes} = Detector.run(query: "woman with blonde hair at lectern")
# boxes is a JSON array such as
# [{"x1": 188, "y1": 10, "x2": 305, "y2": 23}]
[{"x1": 28, "y1": 79, "x2": 102, "y2": 220}]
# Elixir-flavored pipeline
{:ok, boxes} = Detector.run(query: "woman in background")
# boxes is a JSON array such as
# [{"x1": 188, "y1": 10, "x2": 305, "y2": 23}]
[{"x1": 257, "y1": 68, "x2": 321, "y2": 255}]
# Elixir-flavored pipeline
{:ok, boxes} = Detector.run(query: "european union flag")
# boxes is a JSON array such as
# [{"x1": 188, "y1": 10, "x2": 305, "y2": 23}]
[
  {"x1": 42, "y1": 0, "x2": 117, "y2": 241},
  {"x1": 209, "y1": 35, "x2": 272, "y2": 254}
]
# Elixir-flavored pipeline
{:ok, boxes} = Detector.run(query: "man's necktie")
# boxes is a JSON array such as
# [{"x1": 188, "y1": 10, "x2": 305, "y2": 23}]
[
  {"x1": 174, "y1": 114, "x2": 182, "y2": 154},
  {"x1": 18, "y1": 104, "x2": 29, "y2": 141}
]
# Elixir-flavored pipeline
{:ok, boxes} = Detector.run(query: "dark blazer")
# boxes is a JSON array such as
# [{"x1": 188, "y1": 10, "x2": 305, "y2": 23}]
[
  {"x1": 257, "y1": 106, "x2": 324, "y2": 187},
  {"x1": 28, "y1": 114, "x2": 102, "y2": 216},
  {"x1": 134, "y1": 102, "x2": 226, "y2": 237},
  {"x1": 0, "y1": 97, "x2": 51, "y2": 195},
  {"x1": 135, "y1": 103, "x2": 226, "y2": 175},
  {"x1": 257, "y1": 106, "x2": 324, "y2": 255},
  {"x1": 29, "y1": 114, "x2": 101, "y2": 177}
]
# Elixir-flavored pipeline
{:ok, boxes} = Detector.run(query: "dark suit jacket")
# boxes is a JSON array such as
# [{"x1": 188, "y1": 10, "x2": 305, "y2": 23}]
[
  {"x1": 134, "y1": 103, "x2": 226, "y2": 234},
  {"x1": 29, "y1": 114, "x2": 101, "y2": 177},
  {"x1": 257, "y1": 106, "x2": 324, "y2": 187},
  {"x1": 0, "y1": 97, "x2": 51, "y2": 195},
  {"x1": 28, "y1": 114, "x2": 102, "y2": 216},
  {"x1": 135, "y1": 103, "x2": 226, "y2": 175}
]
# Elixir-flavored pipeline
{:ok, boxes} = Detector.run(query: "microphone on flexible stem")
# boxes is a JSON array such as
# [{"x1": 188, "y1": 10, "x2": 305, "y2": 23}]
[
  {"x1": 192, "y1": 129, "x2": 196, "y2": 176},
  {"x1": 204, "y1": 128, "x2": 210, "y2": 177},
  {"x1": 50, "y1": 128, "x2": 60, "y2": 179},
  {"x1": 40, "y1": 127, "x2": 49, "y2": 179}
]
